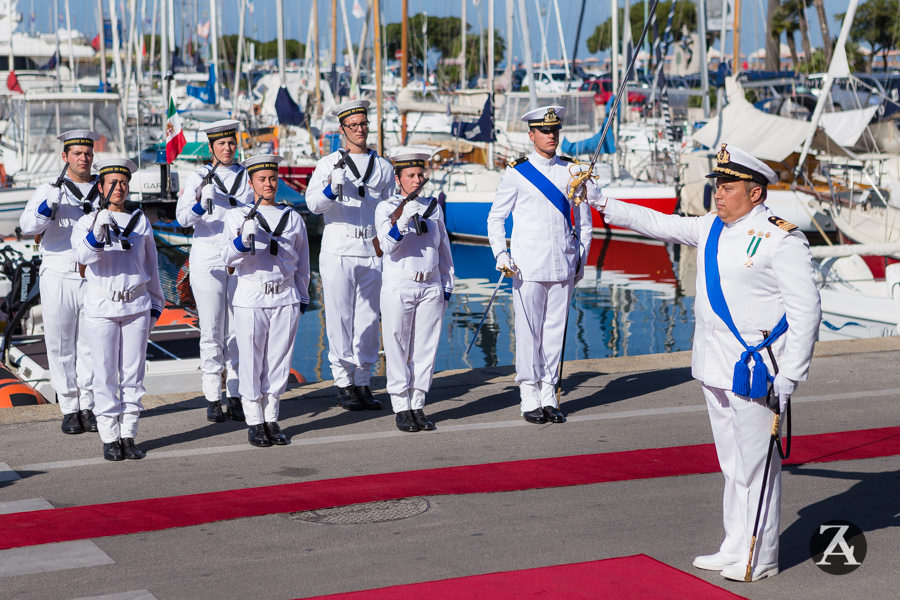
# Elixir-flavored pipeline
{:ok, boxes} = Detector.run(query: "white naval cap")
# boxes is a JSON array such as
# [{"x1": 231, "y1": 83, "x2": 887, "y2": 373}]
[
  {"x1": 200, "y1": 119, "x2": 241, "y2": 142},
  {"x1": 521, "y1": 105, "x2": 565, "y2": 130},
  {"x1": 390, "y1": 146, "x2": 433, "y2": 171},
  {"x1": 332, "y1": 100, "x2": 370, "y2": 123},
  {"x1": 95, "y1": 157, "x2": 137, "y2": 179},
  {"x1": 57, "y1": 129, "x2": 101, "y2": 149},
  {"x1": 241, "y1": 153, "x2": 283, "y2": 175},
  {"x1": 706, "y1": 143, "x2": 778, "y2": 186}
]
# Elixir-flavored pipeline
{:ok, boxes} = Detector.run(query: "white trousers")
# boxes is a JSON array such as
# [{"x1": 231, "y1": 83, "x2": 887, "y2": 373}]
[
  {"x1": 319, "y1": 252, "x2": 381, "y2": 387},
  {"x1": 87, "y1": 311, "x2": 151, "y2": 443},
  {"x1": 703, "y1": 384, "x2": 781, "y2": 567},
  {"x1": 190, "y1": 263, "x2": 239, "y2": 401},
  {"x1": 235, "y1": 303, "x2": 301, "y2": 426},
  {"x1": 512, "y1": 278, "x2": 573, "y2": 412},
  {"x1": 40, "y1": 273, "x2": 93, "y2": 414},
  {"x1": 381, "y1": 283, "x2": 444, "y2": 413}
]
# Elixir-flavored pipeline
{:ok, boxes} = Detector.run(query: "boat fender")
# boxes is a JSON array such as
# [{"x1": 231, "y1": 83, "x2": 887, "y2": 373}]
[
  {"x1": 768, "y1": 216, "x2": 798, "y2": 232},
  {"x1": 0, "y1": 368, "x2": 45, "y2": 407}
]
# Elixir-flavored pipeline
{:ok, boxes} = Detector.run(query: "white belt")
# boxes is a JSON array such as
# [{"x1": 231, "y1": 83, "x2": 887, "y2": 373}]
[
  {"x1": 41, "y1": 255, "x2": 80, "y2": 274},
  {"x1": 343, "y1": 224, "x2": 376, "y2": 239},
  {"x1": 88, "y1": 282, "x2": 146, "y2": 302},
  {"x1": 260, "y1": 281, "x2": 293, "y2": 295},
  {"x1": 386, "y1": 267, "x2": 434, "y2": 283}
]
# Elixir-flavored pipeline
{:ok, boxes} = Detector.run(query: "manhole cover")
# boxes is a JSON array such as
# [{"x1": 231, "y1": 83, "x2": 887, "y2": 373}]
[{"x1": 291, "y1": 497, "x2": 430, "y2": 525}]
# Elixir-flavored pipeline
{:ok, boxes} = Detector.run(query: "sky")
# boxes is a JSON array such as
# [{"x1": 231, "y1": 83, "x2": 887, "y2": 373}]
[{"x1": 25, "y1": 0, "x2": 851, "y2": 64}]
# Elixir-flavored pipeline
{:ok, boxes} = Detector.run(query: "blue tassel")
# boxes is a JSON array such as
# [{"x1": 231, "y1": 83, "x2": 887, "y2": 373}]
[
  {"x1": 732, "y1": 358, "x2": 751, "y2": 397},
  {"x1": 750, "y1": 358, "x2": 769, "y2": 398}
]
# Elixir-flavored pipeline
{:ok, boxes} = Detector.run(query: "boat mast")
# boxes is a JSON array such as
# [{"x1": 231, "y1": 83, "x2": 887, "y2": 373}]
[
  {"x1": 460, "y1": 0, "x2": 466, "y2": 89},
  {"x1": 64, "y1": 0, "x2": 76, "y2": 81},
  {"x1": 611, "y1": 0, "x2": 619, "y2": 174},
  {"x1": 339, "y1": 0, "x2": 356, "y2": 82},
  {"x1": 487, "y1": 0, "x2": 494, "y2": 167},
  {"x1": 373, "y1": 0, "x2": 384, "y2": 153},
  {"x1": 552, "y1": 0, "x2": 569, "y2": 80},
  {"x1": 95, "y1": 0, "x2": 108, "y2": 91},
  {"x1": 732, "y1": 0, "x2": 741, "y2": 74},
  {"x1": 232, "y1": 0, "x2": 246, "y2": 117},
  {"x1": 697, "y1": 0, "x2": 710, "y2": 117},
  {"x1": 515, "y1": 0, "x2": 537, "y2": 108},
  {"x1": 209, "y1": 0, "x2": 219, "y2": 105},
  {"x1": 401, "y1": 0, "x2": 408, "y2": 142}
]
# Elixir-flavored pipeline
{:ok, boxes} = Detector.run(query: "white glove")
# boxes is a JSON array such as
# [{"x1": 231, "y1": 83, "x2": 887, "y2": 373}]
[
  {"x1": 49, "y1": 190, "x2": 61, "y2": 211},
  {"x1": 495, "y1": 251, "x2": 517, "y2": 275},
  {"x1": 397, "y1": 201, "x2": 419, "y2": 230},
  {"x1": 772, "y1": 373, "x2": 797, "y2": 414},
  {"x1": 92, "y1": 209, "x2": 114, "y2": 243},
  {"x1": 586, "y1": 190, "x2": 607, "y2": 211},
  {"x1": 200, "y1": 184, "x2": 216, "y2": 213},
  {"x1": 330, "y1": 167, "x2": 347, "y2": 188},
  {"x1": 241, "y1": 219, "x2": 258, "y2": 247}
]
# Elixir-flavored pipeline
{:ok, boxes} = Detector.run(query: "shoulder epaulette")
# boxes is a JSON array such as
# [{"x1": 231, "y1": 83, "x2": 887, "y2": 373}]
[
  {"x1": 508, "y1": 156, "x2": 528, "y2": 168},
  {"x1": 768, "y1": 215, "x2": 798, "y2": 232},
  {"x1": 558, "y1": 155, "x2": 574, "y2": 163}
]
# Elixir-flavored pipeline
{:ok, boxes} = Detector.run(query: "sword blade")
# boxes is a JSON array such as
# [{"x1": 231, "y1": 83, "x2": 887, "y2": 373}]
[{"x1": 464, "y1": 272, "x2": 506, "y2": 356}]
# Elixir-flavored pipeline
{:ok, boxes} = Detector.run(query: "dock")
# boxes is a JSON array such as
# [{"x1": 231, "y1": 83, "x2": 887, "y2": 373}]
[{"x1": 2, "y1": 336, "x2": 899, "y2": 599}]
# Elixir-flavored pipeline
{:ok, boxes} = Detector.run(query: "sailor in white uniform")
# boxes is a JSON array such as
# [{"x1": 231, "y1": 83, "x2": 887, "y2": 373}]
[
  {"x1": 590, "y1": 144, "x2": 821, "y2": 581},
  {"x1": 375, "y1": 148, "x2": 453, "y2": 433},
  {"x1": 221, "y1": 155, "x2": 311, "y2": 448},
  {"x1": 306, "y1": 100, "x2": 395, "y2": 411},
  {"x1": 175, "y1": 119, "x2": 253, "y2": 423},
  {"x1": 487, "y1": 106, "x2": 594, "y2": 424},
  {"x1": 19, "y1": 130, "x2": 99, "y2": 435},
  {"x1": 72, "y1": 158, "x2": 166, "y2": 461}
]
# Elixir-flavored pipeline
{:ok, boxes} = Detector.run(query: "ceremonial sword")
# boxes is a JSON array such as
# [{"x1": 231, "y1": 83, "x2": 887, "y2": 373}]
[{"x1": 464, "y1": 266, "x2": 515, "y2": 356}]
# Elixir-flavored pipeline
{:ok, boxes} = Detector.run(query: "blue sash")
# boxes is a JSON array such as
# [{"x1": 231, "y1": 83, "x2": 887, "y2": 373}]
[
  {"x1": 513, "y1": 159, "x2": 571, "y2": 228},
  {"x1": 704, "y1": 217, "x2": 788, "y2": 398}
]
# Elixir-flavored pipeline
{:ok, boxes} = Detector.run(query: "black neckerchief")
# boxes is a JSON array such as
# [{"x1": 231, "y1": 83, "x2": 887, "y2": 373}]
[
  {"x1": 342, "y1": 150, "x2": 376, "y2": 198},
  {"x1": 212, "y1": 166, "x2": 245, "y2": 206},
  {"x1": 62, "y1": 176, "x2": 100, "y2": 214},
  {"x1": 254, "y1": 206, "x2": 293, "y2": 256}
]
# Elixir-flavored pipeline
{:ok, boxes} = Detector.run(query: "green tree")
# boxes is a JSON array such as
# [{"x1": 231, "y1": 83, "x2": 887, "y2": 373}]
[
  {"x1": 846, "y1": 0, "x2": 900, "y2": 71},
  {"x1": 586, "y1": 1, "x2": 696, "y2": 54}
]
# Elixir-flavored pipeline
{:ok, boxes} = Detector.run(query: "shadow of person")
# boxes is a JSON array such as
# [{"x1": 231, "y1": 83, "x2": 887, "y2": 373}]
[
  {"x1": 559, "y1": 366, "x2": 695, "y2": 415},
  {"x1": 779, "y1": 464, "x2": 900, "y2": 571},
  {"x1": 0, "y1": 470, "x2": 45, "y2": 490},
  {"x1": 139, "y1": 419, "x2": 247, "y2": 452}
]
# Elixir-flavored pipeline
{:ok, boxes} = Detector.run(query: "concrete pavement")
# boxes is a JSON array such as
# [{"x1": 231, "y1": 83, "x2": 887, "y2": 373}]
[{"x1": 1, "y1": 337, "x2": 899, "y2": 599}]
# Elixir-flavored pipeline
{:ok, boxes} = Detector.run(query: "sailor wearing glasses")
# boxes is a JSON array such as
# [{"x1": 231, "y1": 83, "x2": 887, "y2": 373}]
[
  {"x1": 375, "y1": 147, "x2": 453, "y2": 433},
  {"x1": 176, "y1": 119, "x2": 254, "y2": 424},
  {"x1": 19, "y1": 130, "x2": 100, "y2": 435},
  {"x1": 589, "y1": 143, "x2": 820, "y2": 581},
  {"x1": 487, "y1": 106, "x2": 594, "y2": 425},
  {"x1": 72, "y1": 158, "x2": 165, "y2": 461},
  {"x1": 307, "y1": 100, "x2": 395, "y2": 413}
]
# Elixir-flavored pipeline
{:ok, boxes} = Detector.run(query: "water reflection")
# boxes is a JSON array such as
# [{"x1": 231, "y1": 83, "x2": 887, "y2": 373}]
[{"x1": 292, "y1": 235, "x2": 696, "y2": 382}]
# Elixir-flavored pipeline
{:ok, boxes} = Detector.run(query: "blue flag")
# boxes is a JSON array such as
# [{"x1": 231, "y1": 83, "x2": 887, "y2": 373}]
[
  {"x1": 186, "y1": 65, "x2": 216, "y2": 105},
  {"x1": 450, "y1": 97, "x2": 495, "y2": 143},
  {"x1": 275, "y1": 86, "x2": 306, "y2": 126}
]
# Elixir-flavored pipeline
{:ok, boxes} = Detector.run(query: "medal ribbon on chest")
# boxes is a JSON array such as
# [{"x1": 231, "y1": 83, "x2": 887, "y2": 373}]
[{"x1": 744, "y1": 229, "x2": 767, "y2": 268}]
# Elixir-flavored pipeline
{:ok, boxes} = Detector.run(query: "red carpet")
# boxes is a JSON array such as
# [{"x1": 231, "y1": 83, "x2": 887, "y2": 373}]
[
  {"x1": 2, "y1": 425, "x2": 899, "y2": 550},
  {"x1": 295, "y1": 555, "x2": 748, "y2": 600}
]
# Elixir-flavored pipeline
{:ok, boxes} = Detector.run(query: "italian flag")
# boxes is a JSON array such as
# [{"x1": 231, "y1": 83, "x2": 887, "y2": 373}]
[{"x1": 165, "y1": 97, "x2": 186, "y2": 163}]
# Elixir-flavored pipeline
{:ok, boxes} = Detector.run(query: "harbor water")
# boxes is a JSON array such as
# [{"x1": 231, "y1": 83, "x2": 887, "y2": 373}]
[{"x1": 291, "y1": 236, "x2": 697, "y2": 382}]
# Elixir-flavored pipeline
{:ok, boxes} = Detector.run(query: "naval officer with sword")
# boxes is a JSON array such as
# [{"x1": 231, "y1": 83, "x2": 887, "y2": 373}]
[
  {"x1": 375, "y1": 147, "x2": 453, "y2": 433},
  {"x1": 487, "y1": 106, "x2": 594, "y2": 424},
  {"x1": 589, "y1": 144, "x2": 820, "y2": 581}
]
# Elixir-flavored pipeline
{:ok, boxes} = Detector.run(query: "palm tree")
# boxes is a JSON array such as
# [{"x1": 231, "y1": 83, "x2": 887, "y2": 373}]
[
  {"x1": 765, "y1": 0, "x2": 781, "y2": 71},
  {"x1": 811, "y1": 0, "x2": 833, "y2": 65},
  {"x1": 778, "y1": 0, "x2": 814, "y2": 69},
  {"x1": 771, "y1": 5, "x2": 800, "y2": 70}
]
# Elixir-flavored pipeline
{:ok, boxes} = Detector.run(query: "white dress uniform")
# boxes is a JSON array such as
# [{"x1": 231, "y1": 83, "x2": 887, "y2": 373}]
[
  {"x1": 221, "y1": 157, "x2": 310, "y2": 443},
  {"x1": 598, "y1": 144, "x2": 821, "y2": 578},
  {"x1": 375, "y1": 186, "x2": 453, "y2": 422},
  {"x1": 72, "y1": 160, "x2": 165, "y2": 451},
  {"x1": 174, "y1": 120, "x2": 253, "y2": 414},
  {"x1": 487, "y1": 107, "x2": 594, "y2": 419},
  {"x1": 19, "y1": 168, "x2": 97, "y2": 419},
  {"x1": 306, "y1": 101, "x2": 395, "y2": 397}
]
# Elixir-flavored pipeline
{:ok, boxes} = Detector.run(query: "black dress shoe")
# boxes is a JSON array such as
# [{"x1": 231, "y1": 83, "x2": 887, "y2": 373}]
[
  {"x1": 248, "y1": 424, "x2": 273, "y2": 447},
  {"x1": 224, "y1": 396, "x2": 245, "y2": 421},
  {"x1": 79, "y1": 409, "x2": 98, "y2": 432},
  {"x1": 355, "y1": 385, "x2": 383, "y2": 410},
  {"x1": 121, "y1": 437, "x2": 146, "y2": 459},
  {"x1": 542, "y1": 406, "x2": 566, "y2": 423},
  {"x1": 264, "y1": 422, "x2": 289, "y2": 445},
  {"x1": 337, "y1": 386, "x2": 364, "y2": 411},
  {"x1": 395, "y1": 410, "x2": 420, "y2": 432},
  {"x1": 62, "y1": 412, "x2": 85, "y2": 434},
  {"x1": 207, "y1": 400, "x2": 227, "y2": 422},
  {"x1": 412, "y1": 409, "x2": 435, "y2": 431},
  {"x1": 103, "y1": 440, "x2": 124, "y2": 461},
  {"x1": 523, "y1": 408, "x2": 548, "y2": 424}
]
